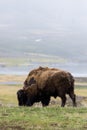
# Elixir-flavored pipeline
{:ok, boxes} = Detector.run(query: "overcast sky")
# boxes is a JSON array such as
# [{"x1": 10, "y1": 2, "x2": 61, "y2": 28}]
[{"x1": 0, "y1": 0, "x2": 87, "y2": 44}]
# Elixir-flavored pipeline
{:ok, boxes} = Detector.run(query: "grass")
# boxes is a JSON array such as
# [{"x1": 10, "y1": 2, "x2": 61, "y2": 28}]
[
  {"x1": 0, "y1": 74, "x2": 26, "y2": 82},
  {"x1": 0, "y1": 84, "x2": 20, "y2": 105},
  {"x1": 0, "y1": 106, "x2": 87, "y2": 130},
  {"x1": 75, "y1": 85, "x2": 87, "y2": 97}
]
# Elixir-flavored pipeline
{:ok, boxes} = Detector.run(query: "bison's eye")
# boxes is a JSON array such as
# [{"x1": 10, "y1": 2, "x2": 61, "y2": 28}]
[
  {"x1": 24, "y1": 80, "x2": 28, "y2": 86},
  {"x1": 29, "y1": 77, "x2": 36, "y2": 85}
]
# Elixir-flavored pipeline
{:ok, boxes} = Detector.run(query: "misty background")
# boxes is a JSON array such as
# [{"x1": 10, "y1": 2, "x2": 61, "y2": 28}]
[{"x1": 0, "y1": 0, "x2": 87, "y2": 76}]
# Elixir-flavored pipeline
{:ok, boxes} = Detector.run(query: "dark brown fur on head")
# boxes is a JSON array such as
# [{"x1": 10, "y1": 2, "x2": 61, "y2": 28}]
[{"x1": 17, "y1": 89, "x2": 27, "y2": 106}]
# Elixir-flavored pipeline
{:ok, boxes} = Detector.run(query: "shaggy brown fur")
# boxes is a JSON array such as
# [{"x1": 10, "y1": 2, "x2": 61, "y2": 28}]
[
  {"x1": 23, "y1": 66, "x2": 77, "y2": 107},
  {"x1": 17, "y1": 89, "x2": 28, "y2": 106}
]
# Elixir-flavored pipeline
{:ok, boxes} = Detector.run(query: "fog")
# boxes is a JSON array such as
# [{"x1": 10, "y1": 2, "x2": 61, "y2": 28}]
[{"x1": 0, "y1": 0, "x2": 87, "y2": 44}]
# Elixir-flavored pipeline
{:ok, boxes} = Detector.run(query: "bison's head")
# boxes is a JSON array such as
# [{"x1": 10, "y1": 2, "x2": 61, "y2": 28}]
[
  {"x1": 17, "y1": 89, "x2": 27, "y2": 106},
  {"x1": 23, "y1": 84, "x2": 39, "y2": 106}
]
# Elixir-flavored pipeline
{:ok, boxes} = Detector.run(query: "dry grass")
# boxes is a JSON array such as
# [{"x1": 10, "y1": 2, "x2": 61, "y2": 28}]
[
  {"x1": 0, "y1": 85, "x2": 20, "y2": 105},
  {"x1": 0, "y1": 74, "x2": 26, "y2": 105},
  {"x1": 75, "y1": 89, "x2": 87, "y2": 97},
  {"x1": 0, "y1": 74, "x2": 26, "y2": 83}
]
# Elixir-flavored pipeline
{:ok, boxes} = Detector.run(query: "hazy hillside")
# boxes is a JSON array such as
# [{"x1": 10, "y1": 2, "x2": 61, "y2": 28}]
[
  {"x1": 0, "y1": 36, "x2": 87, "y2": 76},
  {"x1": 0, "y1": 36, "x2": 86, "y2": 64}
]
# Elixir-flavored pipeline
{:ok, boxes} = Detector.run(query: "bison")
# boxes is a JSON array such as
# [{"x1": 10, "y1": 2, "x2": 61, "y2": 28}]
[
  {"x1": 17, "y1": 89, "x2": 28, "y2": 106},
  {"x1": 23, "y1": 66, "x2": 77, "y2": 107}
]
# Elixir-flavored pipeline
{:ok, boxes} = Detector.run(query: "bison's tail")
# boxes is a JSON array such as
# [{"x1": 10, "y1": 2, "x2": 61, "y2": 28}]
[
  {"x1": 66, "y1": 73, "x2": 75, "y2": 94},
  {"x1": 68, "y1": 72, "x2": 75, "y2": 88}
]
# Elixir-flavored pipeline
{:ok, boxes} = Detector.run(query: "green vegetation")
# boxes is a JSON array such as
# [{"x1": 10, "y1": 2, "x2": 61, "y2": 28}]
[
  {"x1": 0, "y1": 58, "x2": 27, "y2": 66},
  {"x1": 0, "y1": 56, "x2": 67, "y2": 66},
  {"x1": 0, "y1": 106, "x2": 87, "y2": 130}
]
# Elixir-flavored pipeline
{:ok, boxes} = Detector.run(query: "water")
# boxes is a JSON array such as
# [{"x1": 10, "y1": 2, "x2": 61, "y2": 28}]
[{"x1": 0, "y1": 81, "x2": 22, "y2": 85}]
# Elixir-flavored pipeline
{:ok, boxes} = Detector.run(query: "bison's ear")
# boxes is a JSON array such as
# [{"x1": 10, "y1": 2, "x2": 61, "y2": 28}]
[{"x1": 24, "y1": 80, "x2": 28, "y2": 86}]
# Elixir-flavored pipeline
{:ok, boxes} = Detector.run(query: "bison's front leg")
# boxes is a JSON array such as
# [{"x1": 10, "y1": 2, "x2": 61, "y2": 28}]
[
  {"x1": 61, "y1": 95, "x2": 66, "y2": 107},
  {"x1": 41, "y1": 96, "x2": 50, "y2": 107},
  {"x1": 26, "y1": 97, "x2": 33, "y2": 106}
]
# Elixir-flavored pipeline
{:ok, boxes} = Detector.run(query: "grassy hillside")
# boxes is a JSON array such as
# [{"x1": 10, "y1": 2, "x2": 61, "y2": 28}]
[
  {"x1": 0, "y1": 41, "x2": 86, "y2": 63},
  {"x1": 0, "y1": 106, "x2": 87, "y2": 130}
]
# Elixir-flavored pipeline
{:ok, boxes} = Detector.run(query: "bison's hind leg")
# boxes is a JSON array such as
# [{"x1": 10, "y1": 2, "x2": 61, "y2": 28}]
[
  {"x1": 61, "y1": 95, "x2": 66, "y2": 107},
  {"x1": 69, "y1": 92, "x2": 77, "y2": 107}
]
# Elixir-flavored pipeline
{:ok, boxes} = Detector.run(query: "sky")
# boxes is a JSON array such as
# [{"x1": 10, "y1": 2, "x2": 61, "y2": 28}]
[{"x1": 0, "y1": 0, "x2": 87, "y2": 44}]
